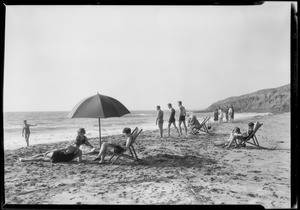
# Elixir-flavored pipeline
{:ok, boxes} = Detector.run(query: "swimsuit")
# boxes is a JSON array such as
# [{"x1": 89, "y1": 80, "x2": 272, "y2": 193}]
[
  {"x1": 179, "y1": 106, "x2": 186, "y2": 121},
  {"x1": 51, "y1": 149, "x2": 79, "y2": 163},
  {"x1": 112, "y1": 140, "x2": 129, "y2": 154},
  {"x1": 76, "y1": 135, "x2": 87, "y2": 145},
  {"x1": 214, "y1": 111, "x2": 218, "y2": 121},
  {"x1": 114, "y1": 145, "x2": 125, "y2": 154},
  {"x1": 169, "y1": 108, "x2": 176, "y2": 123},
  {"x1": 241, "y1": 130, "x2": 254, "y2": 140},
  {"x1": 157, "y1": 110, "x2": 164, "y2": 124},
  {"x1": 23, "y1": 125, "x2": 30, "y2": 134},
  {"x1": 110, "y1": 137, "x2": 132, "y2": 154},
  {"x1": 179, "y1": 116, "x2": 186, "y2": 121}
]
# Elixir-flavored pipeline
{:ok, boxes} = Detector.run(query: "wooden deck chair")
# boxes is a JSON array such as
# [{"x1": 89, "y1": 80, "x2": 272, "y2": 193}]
[
  {"x1": 238, "y1": 122, "x2": 274, "y2": 150},
  {"x1": 108, "y1": 127, "x2": 143, "y2": 164},
  {"x1": 192, "y1": 117, "x2": 211, "y2": 134}
]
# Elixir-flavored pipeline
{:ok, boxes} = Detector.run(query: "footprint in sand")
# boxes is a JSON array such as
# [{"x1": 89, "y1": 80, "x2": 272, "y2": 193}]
[
  {"x1": 211, "y1": 188, "x2": 221, "y2": 193},
  {"x1": 247, "y1": 193, "x2": 256, "y2": 197}
]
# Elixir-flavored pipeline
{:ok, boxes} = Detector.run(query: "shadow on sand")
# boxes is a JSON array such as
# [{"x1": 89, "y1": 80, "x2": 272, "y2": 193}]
[{"x1": 133, "y1": 153, "x2": 217, "y2": 169}]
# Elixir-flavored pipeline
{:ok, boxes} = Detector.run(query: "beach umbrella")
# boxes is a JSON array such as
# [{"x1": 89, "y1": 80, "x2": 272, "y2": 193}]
[{"x1": 68, "y1": 93, "x2": 130, "y2": 147}]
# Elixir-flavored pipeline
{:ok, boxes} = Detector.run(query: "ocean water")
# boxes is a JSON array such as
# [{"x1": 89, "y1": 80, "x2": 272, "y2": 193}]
[{"x1": 3, "y1": 110, "x2": 270, "y2": 150}]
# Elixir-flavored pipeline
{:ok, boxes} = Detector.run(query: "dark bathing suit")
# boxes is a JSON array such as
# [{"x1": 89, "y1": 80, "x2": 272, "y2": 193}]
[
  {"x1": 114, "y1": 145, "x2": 125, "y2": 154},
  {"x1": 51, "y1": 149, "x2": 79, "y2": 163},
  {"x1": 179, "y1": 106, "x2": 186, "y2": 121},
  {"x1": 157, "y1": 110, "x2": 164, "y2": 124},
  {"x1": 169, "y1": 108, "x2": 176, "y2": 123},
  {"x1": 112, "y1": 137, "x2": 132, "y2": 154},
  {"x1": 23, "y1": 125, "x2": 30, "y2": 134},
  {"x1": 76, "y1": 135, "x2": 87, "y2": 145},
  {"x1": 214, "y1": 111, "x2": 218, "y2": 121},
  {"x1": 110, "y1": 142, "x2": 126, "y2": 154},
  {"x1": 241, "y1": 130, "x2": 254, "y2": 140}
]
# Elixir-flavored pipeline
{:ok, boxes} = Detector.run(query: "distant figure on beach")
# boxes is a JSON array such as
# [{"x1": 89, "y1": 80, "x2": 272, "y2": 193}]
[
  {"x1": 178, "y1": 101, "x2": 187, "y2": 135},
  {"x1": 156, "y1": 106, "x2": 164, "y2": 138},
  {"x1": 93, "y1": 127, "x2": 133, "y2": 164},
  {"x1": 19, "y1": 139, "x2": 83, "y2": 163},
  {"x1": 228, "y1": 105, "x2": 233, "y2": 122},
  {"x1": 213, "y1": 109, "x2": 218, "y2": 123},
  {"x1": 224, "y1": 108, "x2": 228, "y2": 123},
  {"x1": 76, "y1": 128, "x2": 95, "y2": 151},
  {"x1": 218, "y1": 108, "x2": 223, "y2": 123},
  {"x1": 224, "y1": 122, "x2": 255, "y2": 148},
  {"x1": 228, "y1": 105, "x2": 234, "y2": 122},
  {"x1": 187, "y1": 113, "x2": 201, "y2": 134},
  {"x1": 167, "y1": 103, "x2": 180, "y2": 137},
  {"x1": 22, "y1": 120, "x2": 37, "y2": 147}
]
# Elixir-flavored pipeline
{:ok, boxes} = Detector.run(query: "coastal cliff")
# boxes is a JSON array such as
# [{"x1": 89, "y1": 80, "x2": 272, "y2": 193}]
[{"x1": 206, "y1": 84, "x2": 290, "y2": 113}]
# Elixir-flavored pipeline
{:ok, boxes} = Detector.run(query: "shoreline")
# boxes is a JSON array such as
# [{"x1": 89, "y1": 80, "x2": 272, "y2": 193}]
[
  {"x1": 4, "y1": 112, "x2": 290, "y2": 206},
  {"x1": 4, "y1": 112, "x2": 273, "y2": 151}
]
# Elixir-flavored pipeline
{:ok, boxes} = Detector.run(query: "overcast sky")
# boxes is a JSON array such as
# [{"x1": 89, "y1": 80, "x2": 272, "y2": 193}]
[{"x1": 4, "y1": 2, "x2": 293, "y2": 112}]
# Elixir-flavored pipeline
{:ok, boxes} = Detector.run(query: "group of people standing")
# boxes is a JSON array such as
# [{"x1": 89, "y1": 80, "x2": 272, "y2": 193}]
[
  {"x1": 213, "y1": 105, "x2": 234, "y2": 123},
  {"x1": 156, "y1": 101, "x2": 188, "y2": 138}
]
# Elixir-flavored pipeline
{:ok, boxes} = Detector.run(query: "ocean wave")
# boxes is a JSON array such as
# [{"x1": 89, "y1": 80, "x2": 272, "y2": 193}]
[{"x1": 125, "y1": 113, "x2": 153, "y2": 117}]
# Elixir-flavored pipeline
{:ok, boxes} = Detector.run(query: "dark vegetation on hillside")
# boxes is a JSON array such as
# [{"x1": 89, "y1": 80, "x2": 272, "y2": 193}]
[{"x1": 204, "y1": 84, "x2": 290, "y2": 113}]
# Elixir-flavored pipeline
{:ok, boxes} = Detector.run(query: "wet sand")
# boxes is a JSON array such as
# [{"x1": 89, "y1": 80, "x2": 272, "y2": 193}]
[{"x1": 4, "y1": 112, "x2": 290, "y2": 208}]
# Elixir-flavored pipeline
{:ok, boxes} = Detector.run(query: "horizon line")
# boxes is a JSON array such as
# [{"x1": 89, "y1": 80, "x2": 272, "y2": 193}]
[{"x1": 3, "y1": 108, "x2": 207, "y2": 113}]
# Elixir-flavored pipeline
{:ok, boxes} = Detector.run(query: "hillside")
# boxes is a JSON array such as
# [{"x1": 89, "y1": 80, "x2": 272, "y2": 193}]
[{"x1": 205, "y1": 84, "x2": 290, "y2": 113}]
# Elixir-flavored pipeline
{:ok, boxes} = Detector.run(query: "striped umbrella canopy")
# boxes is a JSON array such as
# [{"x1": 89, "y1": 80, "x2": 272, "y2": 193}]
[{"x1": 68, "y1": 93, "x2": 130, "y2": 146}]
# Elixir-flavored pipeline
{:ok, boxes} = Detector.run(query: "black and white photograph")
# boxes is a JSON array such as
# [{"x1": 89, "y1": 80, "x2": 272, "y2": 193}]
[{"x1": 2, "y1": 1, "x2": 296, "y2": 207}]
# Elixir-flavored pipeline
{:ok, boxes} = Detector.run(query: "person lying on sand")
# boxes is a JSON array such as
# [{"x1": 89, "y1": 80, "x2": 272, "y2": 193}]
[
  {"x1": 93, "y1": 127, "x2": 133, "y2": 164},
  {"x1": 224, "y1": 122, "x2": 255, "y2": 149},
  {"x1": 19, "y1": 139, "x2": 83, "y2": 163}
]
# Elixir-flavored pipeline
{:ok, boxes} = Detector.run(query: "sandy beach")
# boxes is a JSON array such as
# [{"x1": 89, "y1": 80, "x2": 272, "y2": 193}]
[{"x1": 4, "y1": 112, "x2": 290, "y2": 208}]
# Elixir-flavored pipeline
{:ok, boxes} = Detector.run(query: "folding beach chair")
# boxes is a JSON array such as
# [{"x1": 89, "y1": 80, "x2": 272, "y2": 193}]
[
  {"x1": 192, "y1": 117, "x2": 211, "y2": 134},
  {"x1": 238, "y1": 122, "x2": 274, "y2": 150},
  {"x1": 108, "y1": 127, "x2": 143, "y2": 164}
]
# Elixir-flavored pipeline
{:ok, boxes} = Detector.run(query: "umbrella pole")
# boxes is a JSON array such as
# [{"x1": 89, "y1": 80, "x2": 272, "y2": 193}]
[{"x1": 98, "y1": 118, "x2": 101, "y2": 147}]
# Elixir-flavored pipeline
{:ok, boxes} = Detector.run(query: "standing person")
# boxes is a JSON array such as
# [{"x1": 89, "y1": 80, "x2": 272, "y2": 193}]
[
  {"x1": 231, "y1": 106, "x2": 235, "y2": 122},
  {"x1": 156, "y1": 105, "x2": 164, "y2": 138},
  {"x1": 93, "y1": 127, "x2": 133, "y2": 164},
  {"x1": 22, "y1": 120, "x2": 37, "y2": 147},
  {"x1": 213, "y1": 109, "x2": 218, "y2": 123},
  {"x1": 167, "y1": 103, "x2": 180, "y2": 137},
  {"x1": 224, "y1": 107, "x2": 229, "y2": 123},
  {"x1": 218, "y1": 108, "x2": 223, "y2": 123},
  {"x1": 228, "y1": 105, "x2": 233, "y2": 122},
  {"x1": 178, "y1": 101, "x2": 187, "y2": 135}
]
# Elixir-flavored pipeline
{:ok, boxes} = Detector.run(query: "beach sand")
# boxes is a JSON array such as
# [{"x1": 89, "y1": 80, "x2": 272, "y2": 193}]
[{"x1": 4, "y1": 113, "x2": 290, "y2": 208}]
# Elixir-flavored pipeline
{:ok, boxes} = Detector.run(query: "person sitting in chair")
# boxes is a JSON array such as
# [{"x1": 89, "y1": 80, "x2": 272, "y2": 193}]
[
  {"x1": 93, "y1": 127, "x2": 133, "y2": 164},
  {"x1": 224, "y1": 122, "x2": 255, "y2": 149},
  {"x1": 187, "y1": 113, "x2": 201, "y2": 134}
]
